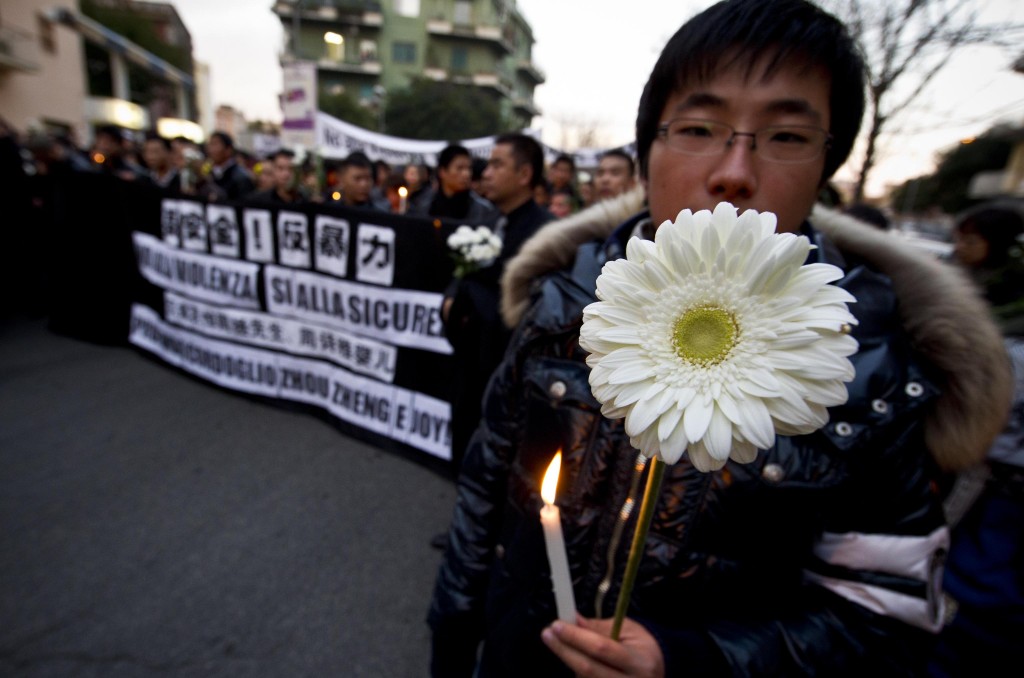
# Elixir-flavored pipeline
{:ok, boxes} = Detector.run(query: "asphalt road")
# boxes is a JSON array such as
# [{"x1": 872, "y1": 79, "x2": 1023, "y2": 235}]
[{"x1": 0, "y1": 317, "x2": 457, "y2": 677}]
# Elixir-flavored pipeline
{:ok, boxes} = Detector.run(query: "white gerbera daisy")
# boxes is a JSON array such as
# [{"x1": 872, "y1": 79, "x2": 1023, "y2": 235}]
[{"x1": 579, "y1": 202, "x2": 859, "y2": 472}]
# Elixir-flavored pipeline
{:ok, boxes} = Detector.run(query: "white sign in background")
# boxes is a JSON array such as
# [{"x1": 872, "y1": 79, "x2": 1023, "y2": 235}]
[
  {"x1": 163, "y1": 291, "x2": 398, "y2": 383},
  {"x1": 134, "y1": 232, "x2": 261, "y2": 309},
  {"x1": 264, "y1": 265, "x2": 451, "y2": 355},
  {"x1": 130, "y1": 305, "x2": 451, "y2": 459}
]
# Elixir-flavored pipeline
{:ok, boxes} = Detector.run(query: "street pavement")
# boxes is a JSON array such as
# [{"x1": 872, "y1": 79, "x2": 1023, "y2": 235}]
[{"x1": 0, "y1": 317, "x2": 457, "y2": 677}]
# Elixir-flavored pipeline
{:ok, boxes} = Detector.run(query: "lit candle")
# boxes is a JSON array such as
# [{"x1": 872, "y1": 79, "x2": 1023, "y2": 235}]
[
  {"x1": 398, "y1": 186, "x2": 408, "y2": 214},
  {"x1": 540, "y1": 451, "x2": 577, "y2": 623}
]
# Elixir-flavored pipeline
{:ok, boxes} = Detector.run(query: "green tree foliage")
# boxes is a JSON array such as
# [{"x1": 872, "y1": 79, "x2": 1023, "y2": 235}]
[
  {"x1": 318, "y1": 89, "x2": 377, "y2": 130},
  {"x1": 384, "y1": 79, "x2": 505, "y2": 140},
  {"x1": 891, "y1": 127, "x2": 1013, "y2": 214}
]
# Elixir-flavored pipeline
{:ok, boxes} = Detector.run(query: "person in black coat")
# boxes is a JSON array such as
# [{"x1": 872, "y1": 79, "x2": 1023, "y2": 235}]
[
  {"x1": 441, "y1": 133, "x2": 552, "y2": 473},
  {"x1": 427, "y1": 1, "x2": 1013, "y2": 676},
  {"x1": 204, "y1": 131, "x2": 255, "y2": 201}
]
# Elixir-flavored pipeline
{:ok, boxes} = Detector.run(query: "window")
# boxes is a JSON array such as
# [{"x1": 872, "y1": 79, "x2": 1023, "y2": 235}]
[
  {"x1": 393, "y1": 0, "x2": 420, "y2": 17},
  {"x1": 360, "y1": 40, "x2": 378, "y2": 63},
  {"x1": 454, "y1": 1, "x2": 472, "y2": 24},
  {"x1": 451, "y1": 47, "x2": 468, "y2": 72},
  {"x1": 392, "y1": 41, "x2": 416, "y2": 64}
]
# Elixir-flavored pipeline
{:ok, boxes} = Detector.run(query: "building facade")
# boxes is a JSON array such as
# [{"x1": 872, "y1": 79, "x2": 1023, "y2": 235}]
[
  {"x1": 0, "y1": 0, "x2": 202, "y2": 145},
  {"x1": 272, "y1": 0, "x2": 544, "y2": 131}
]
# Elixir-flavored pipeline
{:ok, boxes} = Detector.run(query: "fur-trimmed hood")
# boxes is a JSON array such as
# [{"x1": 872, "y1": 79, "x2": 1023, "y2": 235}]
[{"x1": 499, "y1": 186, "x2": 1012, "y2": 472}]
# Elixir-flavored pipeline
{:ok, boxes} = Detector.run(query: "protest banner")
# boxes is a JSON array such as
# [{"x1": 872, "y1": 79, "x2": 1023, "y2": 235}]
[{"x1": 50, "y1": 173, "x2": 469, "y2": 463}]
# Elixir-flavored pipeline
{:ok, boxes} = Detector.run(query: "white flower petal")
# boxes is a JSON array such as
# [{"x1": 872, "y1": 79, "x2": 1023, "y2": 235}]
[
  {"x1": 683, "y1": 397, "x2": 713, "y2": 442},
  {"x1": 729, "y1": 439, "x2": 759, "y2": 464},
  {"x1": 704, "y1": 406, "x2": 734, "y2": 460},
  {"x1": 687, "y1": 440, "x2": 728, "y2": 472},
  {"x1": 579, "y1": 201, "x2": 858, "y2": 471}
]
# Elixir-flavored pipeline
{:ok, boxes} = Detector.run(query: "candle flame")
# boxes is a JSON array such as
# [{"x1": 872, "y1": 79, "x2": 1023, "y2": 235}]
[
  {"x1": 541, "y1": 451, "x2": 562, "y2": 505},
  {"x1": 398, "y1": 186, "x2": 409, "y2": 198}
]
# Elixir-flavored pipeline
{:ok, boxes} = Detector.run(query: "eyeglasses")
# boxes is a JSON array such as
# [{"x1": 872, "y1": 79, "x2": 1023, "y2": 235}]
[{"x1": 656, "y1": 118, "x2": 832, "y2": 164}]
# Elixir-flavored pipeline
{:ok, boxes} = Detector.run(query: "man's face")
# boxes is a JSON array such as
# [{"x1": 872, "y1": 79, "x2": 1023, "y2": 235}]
[
  {"x1": 953, "y1": 229, "x2": 989, "y2": 268},
  {"x1": 645, "y1": 58, "x2": 830, "y2": 234},
  {"x1": 272, "y1": 156, "x2": 295, "y2": 191},
  {"x1": 550, "y1": 193, "x2": 574, "y2": 218},
  {"x1": 439, "y1": 155, "x2": 472, "y2": 195},
  {"x1": 403, "y1": 164, "x2": 423, "y2": 190},
  {"x1": 93, "y1": 133, "x2": 121, "y2": 159},
  {"x1": 142, "y1": 140, "x2": 169, "y2": 172},
  {"x1": 341, "y1": 166, "x2": 372, "y2": 204},
  {"x1": 548, "y1": 160, "x2": 573, "y2": 189},
  {"x1": 206, "y1": 136, "x2": 230, "y2": 165},
  {"x1": 482, "y1": 143, "x2": 528, "y2": 208},
  {"x1": 595, "y1": 156, "x2": 635, "y2": 200}
]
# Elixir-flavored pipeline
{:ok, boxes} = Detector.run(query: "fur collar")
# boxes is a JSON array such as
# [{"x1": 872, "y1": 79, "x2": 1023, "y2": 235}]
[{"x1": 500, "y1": 187, "x2": 1012, "y2": 472}]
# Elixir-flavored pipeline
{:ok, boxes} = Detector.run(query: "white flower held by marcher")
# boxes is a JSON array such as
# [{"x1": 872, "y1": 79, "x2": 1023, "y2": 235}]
[
  {"x1": 579, "y1": 202, "x2": 859, "y2": 472},
  {"x1": 447, "y1": 225, "x2": 502, "y2": 278}
]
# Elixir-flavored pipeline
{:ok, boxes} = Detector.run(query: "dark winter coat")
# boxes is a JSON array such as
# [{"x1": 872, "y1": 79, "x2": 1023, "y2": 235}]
[{"x1": 429, "y1": 188, "x2": 1013, "y2": 677}]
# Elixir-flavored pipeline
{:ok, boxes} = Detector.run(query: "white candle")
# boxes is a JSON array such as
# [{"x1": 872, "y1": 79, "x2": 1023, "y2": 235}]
[
  {"x1": 398, "y1": 186, "x2": 408, "y2": 214},
  {"x1": 540, "y1": 451, "x2": 577, "y2": 623}
]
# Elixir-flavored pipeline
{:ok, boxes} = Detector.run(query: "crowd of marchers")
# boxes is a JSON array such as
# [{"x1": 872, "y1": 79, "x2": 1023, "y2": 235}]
[{"x1": 3, "y1": 4, "x2": 1023, "y2": 669}]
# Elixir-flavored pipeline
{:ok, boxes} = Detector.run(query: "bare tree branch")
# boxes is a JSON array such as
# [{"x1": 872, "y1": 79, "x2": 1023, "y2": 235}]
[{"x1": 829, "y1": 0, "x2": 1015, "y2": 202}]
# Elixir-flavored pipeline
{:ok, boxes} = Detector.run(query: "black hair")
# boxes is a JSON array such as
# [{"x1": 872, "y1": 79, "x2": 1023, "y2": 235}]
[
  {"x1": 340, "y1": 150, "x2": 373, "y2": 172},
  {"x1": 438, "y1": 143, "x2": 470, "y2": 170},
  {"x1": 209, "y1": 131, "x2": 235, "y2": 149},
  {"x1": 269, "y1": 148, "x2": 296, "y2": 162},
  {"x1": 600, "y1": 148, "x2": 636, "y2": 177},
  {"x1": 471, "y1": 156, "x2": 487, "y2": 181},
  {"x1": 494, "y1": 133, "x2": 545, "y2": 188},
  {"x1": 955, "y1": 203, "x2": 1024, "y2": 268},
  {"x1": 553, "y1": 153, "x2": 575, "y2": 170},
  {"x1": 144, "y1": 132, "x2": 172, "y2": 151},
  {"x1": 95, "y1": 124, "x2": 125, "y2": 142},
  {"x1": 635, "y1": 0, "x2": 865, "y2": 183}
]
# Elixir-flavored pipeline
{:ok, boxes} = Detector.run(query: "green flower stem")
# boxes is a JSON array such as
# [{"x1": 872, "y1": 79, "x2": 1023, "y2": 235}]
[{"x1": 610, "y1": 456, "x2": 666, "y2": 641}]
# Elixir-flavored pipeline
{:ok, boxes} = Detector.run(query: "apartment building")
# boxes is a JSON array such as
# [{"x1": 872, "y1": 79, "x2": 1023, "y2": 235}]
[{"x1": 273, "y1": 0, "x2": 544, "y2": 130}]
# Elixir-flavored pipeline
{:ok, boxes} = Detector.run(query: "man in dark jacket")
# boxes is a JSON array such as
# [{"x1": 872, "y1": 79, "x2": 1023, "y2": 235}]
[
  {"x1": 204, "y1": 131, "x2": 255, "y2": 201},
  {"x1": 427, "y1": 1, "x2": 1013, "y2": 676},
  {"x1": 409, "y1": 143, "x2": 498, "y2": 225},
  {"x1": 441, "y1": 133, "x2": 552, "y2": 472},
  {"x1": 250, "y1": 149, "x2": 303, "y2": 205}
]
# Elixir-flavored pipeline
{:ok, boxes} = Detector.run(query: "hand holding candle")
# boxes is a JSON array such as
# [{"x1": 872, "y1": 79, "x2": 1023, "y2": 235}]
[{"x1": 540, "y1": 451, "x2": 577, "y2": 624}]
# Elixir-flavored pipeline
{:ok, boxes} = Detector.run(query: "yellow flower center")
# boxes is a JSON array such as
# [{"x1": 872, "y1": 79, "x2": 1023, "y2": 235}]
[{"x1": 673, "y1": 306, "x2": 738, "y2": 365}]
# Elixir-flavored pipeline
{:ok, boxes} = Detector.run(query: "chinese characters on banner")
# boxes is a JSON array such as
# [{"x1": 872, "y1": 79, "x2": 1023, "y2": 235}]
[{"x1": 132, "y1": 196, "x2": 458, "y2": 460}]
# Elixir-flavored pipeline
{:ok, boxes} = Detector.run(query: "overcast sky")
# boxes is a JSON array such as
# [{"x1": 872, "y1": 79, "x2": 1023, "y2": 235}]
[{"x1": 170, "y1": 0, "x2": 1024, "y2": 197}]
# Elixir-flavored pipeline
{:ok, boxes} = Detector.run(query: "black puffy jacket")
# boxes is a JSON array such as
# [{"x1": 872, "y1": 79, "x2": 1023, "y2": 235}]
[{"x1": 429, "y1": 193, "x2": 1012, "y2": 677}]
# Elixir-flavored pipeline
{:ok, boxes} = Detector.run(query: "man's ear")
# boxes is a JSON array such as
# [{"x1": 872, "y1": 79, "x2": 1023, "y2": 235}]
[{"x1": 517, "y1": 162, "x2": 533, "y2": 189}]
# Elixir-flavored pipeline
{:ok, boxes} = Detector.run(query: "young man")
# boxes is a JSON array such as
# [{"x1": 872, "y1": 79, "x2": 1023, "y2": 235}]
[
  {"x1": 441, "y1": 133, "x2": 552, "y2": 472},
  {"x1": 251, "y1": 149, "x2": 302, "y2": 204},
  {"x1": 333, "y1": 151, "x2": 386, "y2": 210},
  {"x1": 409, "y1": 144, "x2": 498, "y2": 224},
  {"x1": 204, "y1": 131, "x2": 255, "y2": 201},
  {"x1": 428, "y1": 1, "x2": 1012, "y2": 676},
  {"x1": 547, "y1": 153, "x2": 578, "y2": 197},
  {"x1": 91, "y1": 124, "x2": 146, "y2": 182},
  {"x1": 594, "y1": 148, "x2": 637, "y2": 202},
  {"x1": 141, "y1": 133, "x2": 180, "y2": 193}
]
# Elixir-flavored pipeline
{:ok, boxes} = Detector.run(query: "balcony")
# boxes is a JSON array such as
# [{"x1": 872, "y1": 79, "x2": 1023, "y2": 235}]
[
  {"x1": 272, "y1": 1, "x2": 383, "y2": 28},
  {"x1": 426, "y1": 19, "x2": 512, "y2": 54},
  {"x1": 316, "y1": 56, "x2": 382, "y2": 76},
  {"x1": 515, "y1": 59, "x2": 544, "y2": 85},
  {"x1": 0, "y1": 25, "x2": 40, "y2": 73},
  {"x1": 512, "y1": 96, "x2": 541, "y2": 119}
]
